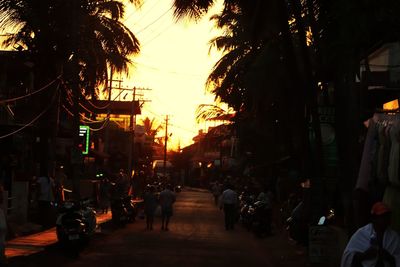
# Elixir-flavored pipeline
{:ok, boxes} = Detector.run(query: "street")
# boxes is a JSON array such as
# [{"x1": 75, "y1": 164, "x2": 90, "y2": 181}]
[{"x1": 9, "y1": 189, "x2": 306, "y2": 267}]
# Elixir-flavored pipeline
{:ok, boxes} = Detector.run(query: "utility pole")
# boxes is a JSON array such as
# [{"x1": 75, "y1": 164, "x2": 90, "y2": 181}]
[
  {"x1": 127, "y1": 87, "x2": 151, "y2": 178},
  {"x1": 163, "y1": 115, "x2": 169, "y2": 179},
  {"x1": 104, "y1": 67, "x2": 113, "y2": 155},
  {"x1": 127, "y1": 86, "x2": 136, "y2": 178}
]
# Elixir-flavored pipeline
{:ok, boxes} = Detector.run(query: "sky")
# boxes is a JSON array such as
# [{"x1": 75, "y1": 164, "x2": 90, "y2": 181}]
[{"x1": 119, "y1": 0, "x2": 224, "y2": 150}]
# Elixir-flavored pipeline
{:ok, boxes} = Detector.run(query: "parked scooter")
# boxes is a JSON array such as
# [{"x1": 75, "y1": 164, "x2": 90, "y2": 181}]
[
  {"x1": 122, "y1": 195, "x2": 138, "y2": 223},
  {"x1": 250, "y1": 200, "x2": 272, "y2": 237},
  {"x1": 239, "y1": 193, "x2": 256, "y2": 230},
  {"x1": 111, "y1": 197, "x2": 129, "y2": 226},
  {"x1": 56, "y1": 199, "x2": 97, "y2": 254},
  {"x1": 285, "y1": 201, "x2": 309, "y2": 245}
]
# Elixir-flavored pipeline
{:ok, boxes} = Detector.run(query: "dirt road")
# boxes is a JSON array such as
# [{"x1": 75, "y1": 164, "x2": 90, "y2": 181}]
[{"x1": 9, "y1": 189, "x2": 306, "y2": 267}]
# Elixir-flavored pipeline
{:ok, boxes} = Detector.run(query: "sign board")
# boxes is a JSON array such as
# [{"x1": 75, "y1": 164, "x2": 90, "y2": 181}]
[{"x1": 79, "y1": 125, "x2": 90, "y2": 155}]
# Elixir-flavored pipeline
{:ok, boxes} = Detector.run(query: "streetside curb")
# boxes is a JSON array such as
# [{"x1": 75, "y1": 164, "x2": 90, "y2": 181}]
[{"x1": 5, "y1": 212, "x2": 112, "y2": 259}]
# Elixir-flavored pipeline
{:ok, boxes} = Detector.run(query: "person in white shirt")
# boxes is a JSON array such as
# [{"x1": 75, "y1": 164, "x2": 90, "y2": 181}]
[
  {"x1": 341, "y1": 202, "x2": 400, "y2": 267},
  {"x1": 221, "y1": 184, "x2": 239, "y2": 230}
]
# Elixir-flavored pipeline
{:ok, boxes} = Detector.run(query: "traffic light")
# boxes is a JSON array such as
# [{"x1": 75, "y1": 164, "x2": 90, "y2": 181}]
[{"x1": 79, "y1": 125, "x2": 90, "y2": 155}]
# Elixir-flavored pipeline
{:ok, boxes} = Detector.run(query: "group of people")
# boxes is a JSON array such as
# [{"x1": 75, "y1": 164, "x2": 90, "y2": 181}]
[
  {"x1": 143, "y1": 184, "x2": 176, "y2": 231},
  {"x1": 98, "y1": 169, "x2": 131, "y2": 214},
  {"x1": 211, "y1": 180, "x2": 273, "y2": 232}
]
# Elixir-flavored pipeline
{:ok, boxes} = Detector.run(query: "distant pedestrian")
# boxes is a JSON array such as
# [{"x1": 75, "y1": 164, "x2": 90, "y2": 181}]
[
  {"x1": 211, "y1": 181, "x2": 222, "y2": 206},
  {"x1": 256, "y1": 186, "x2": 273, "y2": 235},
  {"x1": 144, "y1": 186, "x2": 158, "y2": 230},
  {"x1": 117, "y1": 169, "x2": 130, "y2": 196},
  {"x1": 159, "y1": 184, "x2": 176, "y2": 231},
  {"x1": 54, "y1": 165, "x2": 67, "y2": 204},
  {"x1": 99, "y1": 177, "x2": 111, "y2": 214},
  {"x1": 220, "y1": 184, "x2": 239, "y2": 230},
  {"x1": 36, "y1": 171, "x2": 55, "y2": 229}
]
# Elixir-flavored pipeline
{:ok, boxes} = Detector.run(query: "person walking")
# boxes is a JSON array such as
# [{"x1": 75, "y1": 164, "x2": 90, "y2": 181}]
[
  {"x1": 341, "y1": 202, "x2": 400, "y2": 267},
  {"x1": 159, "y1": 184, "x2": 176, "y2": 231},
  {"x1": 256, "y1": 185, "x2": 273, "y2": 235},
  {"x1": 211, "y1": 181, "x2": 222, "y2": 206},
  {"x1": 220, "y1": 184, "x2": 239, "y2": 230},
  {"x1": 54, "y1": 165, "x2": 67, "y2": 204},
  {"x1": 99, "y1": 177, "x2": 111, "y2": 214},
  {"x1": 36, "y1": 171, "x2": 55, "y2": 229},
  {"x1": 143, "y1": 186, "x2": 158, "y2": 230}
]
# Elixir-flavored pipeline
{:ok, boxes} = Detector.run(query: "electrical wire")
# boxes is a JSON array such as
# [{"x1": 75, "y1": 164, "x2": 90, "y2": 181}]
[
  {"x1": 0, "y1": 83, "x2": 60, "y2": 139},
  {"x1": 61, "y1": 79, "x2": 127, "y2": 111},
  {"x1": 62, "y1": 102, "x2": 110, "y2": 124},
  {"x1": 87, "y1": 118, "x2": 110, "y2": 132},
  {"x1": 169, "y1": 123, "x2": 198, "y2": 134},
  {"x1": 123, "y1": 0, "x2": 147, "y2": 22},
  {"x1": 141, "y1": 21, "x2": 175, "y2": 46},
  {"x1": 128, "y1": 0, "x2": 160, "y2": 25},
  {"x1": 62, "y1": 104, "x2": 74, "y2": 117},
  {"x1": 134, "y1": 61, "x2": 204, "y2": 77},
  {"x1": 0, "y1": 75, "x2": 62, "y2": 104},
  {"x1": 62, "y1": 103, "x2": 109, "y2": 131},
  {"x1": 80, "y1": 113, "x2": 110, "y2": 123},
  {"x1": 141, "y1": 106, "x2": 198, "y2": 134},
  {"x1": 135, "y1": 7, "x2": 173, "y2": 35}
]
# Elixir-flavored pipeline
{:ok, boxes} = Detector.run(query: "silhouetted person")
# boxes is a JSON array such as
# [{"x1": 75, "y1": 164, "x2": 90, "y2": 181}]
[
  {"x1": 99, "y1": 177, "x2": 111, "y2": 214},
  {"x1": 221, "y1": 184, "x2": 239, "y2": 230},
  {"x1": 211, "y1": 181, "x2": 222, "y2": 206},
  {"x1": 159, "y1": 184, "x2": 176, "y2": 231},
  {"x1": 36, "y1": 171, "x2": 55, "y2": 229},
  {"x1": 144, "y1": 186, "x2": 158, "y2": 230}
]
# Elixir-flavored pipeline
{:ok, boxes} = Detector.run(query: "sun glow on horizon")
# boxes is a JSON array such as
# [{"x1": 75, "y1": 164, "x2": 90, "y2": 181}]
[{"x1": 121, "y1": 0, "x2": 225, "y2": 150}]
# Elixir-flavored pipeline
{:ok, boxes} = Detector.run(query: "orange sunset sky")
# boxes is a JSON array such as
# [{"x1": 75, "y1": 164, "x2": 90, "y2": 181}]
[{"x1": 121, "y1": 0, "x2": 225, "y2": 150}]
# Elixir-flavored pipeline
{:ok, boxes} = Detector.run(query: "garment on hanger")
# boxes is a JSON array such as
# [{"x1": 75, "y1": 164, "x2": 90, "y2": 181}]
[{"x1": 388, "y1": 121, "x2": 400, "y2": 186}]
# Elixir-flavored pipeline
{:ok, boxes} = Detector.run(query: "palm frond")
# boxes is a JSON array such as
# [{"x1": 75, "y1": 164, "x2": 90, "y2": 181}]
[{"x1": 173, "y1": 0, "x2": 215, "y2": 21}]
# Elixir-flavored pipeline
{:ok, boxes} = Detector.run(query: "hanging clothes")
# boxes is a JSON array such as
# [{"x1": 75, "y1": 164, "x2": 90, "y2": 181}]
[
  {"x1": 356, "y1": 118, "x2": 378, "y2": 192},
  {"x1": 388, "y1": 121, "x2": 400, "y2": 187}
]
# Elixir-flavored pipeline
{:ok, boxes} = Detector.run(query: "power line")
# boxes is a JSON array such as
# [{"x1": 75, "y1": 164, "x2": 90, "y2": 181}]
[
  {"x1": 135, "y1": 7, "x2": 173, "y2": 35},
  {"x1": 141, "y1": 21, "x2": 175, "y2": 45},
  {"x1": 0, "y1": 84, "x2": 60, "y2": 139},
  {"x1": 127, "y1": 0, "x2": 160, "y2": 24},
  {"x1": 0, "y1": 75, "x2": 62, "y2": 104},
  {"x1": 169, "y1": 123, "x2": 198, "y2": 134},
  {"x1": 123, "y1": 0, "x2": 147, "y2": 22},
  {"x1": 88, "y1": 118, "x2": 110, "y2": 132},
  {"x1": 134, "y1": 61, "x2": 204, "y2": 77},
  {"x1": 141, "y1": 106, "x2": 198, "y2": 134}
]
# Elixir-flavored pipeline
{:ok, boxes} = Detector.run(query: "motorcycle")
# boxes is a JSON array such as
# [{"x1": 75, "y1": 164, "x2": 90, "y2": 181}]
[
  {"x1": 250, "y1": 200, "x2": 272, "y2": 238},
  {"x1": 239, "y1": 193, "x2": 255, "y2": 230},
  {"x1": 56, "y1": 199, "x2": 97, "y2": 254},
  {"x1": 111, "y1": 197, "x2": 129, "y2": 226},
  {"x1": 174, "y1": 185, "x2": 182, "y2": 193},
  {"x1": 122, "y1": 195, "x2": 139, "y2": 223},
  {"x1": 285, "y1": 201, "x2": 309, "y2": 245}
]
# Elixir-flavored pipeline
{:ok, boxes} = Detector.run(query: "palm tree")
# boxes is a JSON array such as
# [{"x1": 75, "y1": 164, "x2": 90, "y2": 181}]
[
  {"x1": 0, "y1": 0, "x2": 142, "y2": 195},
  {"x1": 141, "y1": 117, "x2": 163, "y2": 138},
  {"x1": 195, "y1": 104, "x2": 233, "y2": 123},
  {"x1": 0, "y1": 0, "x2": 141, "y2": 97}
]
